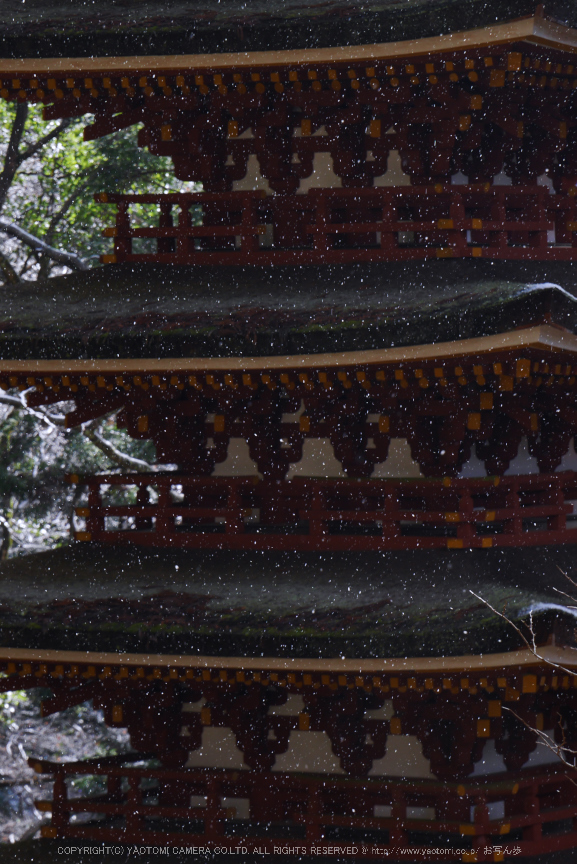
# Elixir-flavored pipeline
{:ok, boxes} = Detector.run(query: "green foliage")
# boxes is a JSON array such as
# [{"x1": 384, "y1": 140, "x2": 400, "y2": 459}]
[
  {"x1": 0, "y1": 687, "x2": 27, "y2": 726},
  {"x1": 68, "y1": 775, "x2": 109, "y2": 797},
  {"x1": 0, "y1": 402, "x2": 158, "y2": 554},
  {"x1": 0, "y1": 100, "x2": 189, "y2": 277},
  {"x1": 0, "y1": 102, "x2": 179, "y2": 553}
]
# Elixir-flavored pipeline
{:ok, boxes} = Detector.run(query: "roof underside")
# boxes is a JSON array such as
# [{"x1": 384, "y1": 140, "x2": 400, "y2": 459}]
[{"x1": 0, "y1": 2, "x2": 575, "y2": 60}]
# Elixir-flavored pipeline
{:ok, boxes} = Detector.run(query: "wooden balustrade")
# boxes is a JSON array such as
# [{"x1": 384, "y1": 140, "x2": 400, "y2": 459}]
[
  {"x1": 33, "y1": 758, "x2": 577, "y2": 859},
  {"x1": 96, "y1": 186, "x2": 577, "y2": 266},
  {"x1": 72, "y1": 471, "x2": 577, "y2": 551}
]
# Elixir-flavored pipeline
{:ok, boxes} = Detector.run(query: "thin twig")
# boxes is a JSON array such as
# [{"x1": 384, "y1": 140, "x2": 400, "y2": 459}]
[
  {"x1": 558, "y1": 567, "x2": 577, "y2": 592},
  {"x1": 504, "y1": 706, "x2": 577, "y2": 782},
  {"x1": 469, "y1": 590, "x2": 577, "y2": 678},
  {"x1": 552, "y1": 586, "x2": 577, "y2": 608},
  {"x1": 17, "y1": 119, "x2": 73, "y2": 165},
  {"x1": 0, "y1": 392, "x2": 154, "y2": 470}
]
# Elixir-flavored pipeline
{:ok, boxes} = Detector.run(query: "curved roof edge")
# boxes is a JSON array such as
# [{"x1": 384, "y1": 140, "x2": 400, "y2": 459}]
[
  {"x1": 1, "y1": 14, "x2": 576, "y2": 77},
  {"x1": 0, "y1": 2, "x2": 567, "y2": 62},
  {"x1": 0, "y1": 644, "x2": 573, "y2": 674},
  {"x1": 0, "y1": 324, "x2": 573, "y2": 376}
]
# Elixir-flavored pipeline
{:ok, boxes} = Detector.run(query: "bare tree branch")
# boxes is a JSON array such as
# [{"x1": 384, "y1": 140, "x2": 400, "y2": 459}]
[
  {"x1": 0, "y1": 512, "x2": 11, "y2": 560},
  {"x1": 0, "y1": 392, "x2": 154, "y2": 476},
  {"x1": 0, "y1": 394, "x2": 26, "y2": 409},
  {"x1": 0, "y1": 107, "x2": 71, "y2": 211},
  {"x1": 82, "y1": 416, "x2": 155, "y2": 472},
  {"x1": 552, "y1": 586, "x2": 577, "y2": 609},
  {"x1": 44, "y1": 180, "x2": 91, "y2": 244},
  {"x1": 68, "y1": 483, "x2": 83, "y2": 540},
  {"x1": 0, "y1": 391, "x2": 66, "y2": 427},
  {"x1": 473, "y1": 577, "x2": 577, "y2": 775},
  {"x1": 0, "y1": 393, "x2": 154, "y2": 472},
  {"x1": 0, "y1": 219, "x2": 88, "y2": 271},
  {"x1": 36, "y1": 175, "x2": 95, "y2": 279}
]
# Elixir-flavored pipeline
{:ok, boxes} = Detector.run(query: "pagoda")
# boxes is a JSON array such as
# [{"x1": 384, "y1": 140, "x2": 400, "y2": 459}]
[{"x1": 1, "y1": 2, "x2": 577, "y2": 860}]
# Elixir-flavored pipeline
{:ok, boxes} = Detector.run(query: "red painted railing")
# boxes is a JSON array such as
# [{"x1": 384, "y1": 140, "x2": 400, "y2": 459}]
[
  {"x1": 96, "y1": 185, "x2": 577, "y2": 265},
  {"x1": 73, "y1": 472, "x2": 577, "y2": 551},
  {"x1": 33, "y1": 758, "x2": 577, "y2": 860}
]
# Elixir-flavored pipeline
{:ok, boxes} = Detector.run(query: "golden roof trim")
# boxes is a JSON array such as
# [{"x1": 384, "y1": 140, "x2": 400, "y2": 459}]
[{"x1": 0, "y1": 643, "x2": 574, "y2": 674}]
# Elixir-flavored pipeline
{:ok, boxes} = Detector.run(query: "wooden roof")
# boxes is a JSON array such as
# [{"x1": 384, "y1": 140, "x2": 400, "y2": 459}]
[
  {"x1": 0, "y1": 541, "x2": 573, "y2": 660},
  {"x1": 0, "y1": 2, "x2": 560, "y2": 61},
  {"x1": 0, "y1": 14, "x2": 576, "y2": 78},
  {"x1": 0, "y1": 323, "x2": 574, "y2": 377},
  {"x1": 0, "y1": 262, "x2": 575, "y2": 365},
  {"x1": 0, "y1": 644, "x2": 574, "y2": 675}
]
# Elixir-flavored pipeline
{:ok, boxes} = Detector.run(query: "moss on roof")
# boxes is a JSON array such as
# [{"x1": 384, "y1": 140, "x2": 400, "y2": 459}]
[
  {"x1": 0, "y1": 261, "x2": 575, "y2": 361},
  {"x1": 0, "y1": 543, "x2": 573, "y2": 659}
]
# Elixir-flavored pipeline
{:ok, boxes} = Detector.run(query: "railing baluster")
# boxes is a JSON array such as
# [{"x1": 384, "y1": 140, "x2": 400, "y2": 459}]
[
  {"x1": 177, "y1": 200, "x2": 192, "y2": 261},
  {"x1": 33, "y1": 759, "x2": 577, "y2": 853},
  {"x1": 86, "y1": 480, "x2": 104, "y2": 539},
  {"x1": 125, "y1": 775, "x2": 143, "y2": 837},
  {"x1": 51, "y1": 770, "x2": 69, "y2": 835},
  {"x1": 157, "y1": 200, "x2": 175, "y2": 255},
  {"x1": 115, "y1": 200, "x2": 131, "y2": 261},
  {"x1": 225, "y1": 480, "x2": 244, "y2": 534},
  {"x1": 155, "y1": 477, "x2": 172, "y2": 541}
]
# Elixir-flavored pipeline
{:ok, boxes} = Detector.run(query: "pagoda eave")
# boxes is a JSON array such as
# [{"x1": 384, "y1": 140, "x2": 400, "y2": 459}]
[
  {"x1": 0, "y1": 643, "x2": 574, "y2": 678},
  {"x1": 0, "y1": 16, "x2": 575, "y2": 79},
  {"x1": 0, "y1": 324, "x2": 573, "y2": 378}
]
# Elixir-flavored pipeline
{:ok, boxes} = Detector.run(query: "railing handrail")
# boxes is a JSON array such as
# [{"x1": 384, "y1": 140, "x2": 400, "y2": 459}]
[
  {"x1": 31, "y1": 757, "x2": 570, "y2": 794},
  {"x1": 72, "y1": 471, "x2": 577, "y2": 551},
  {"x1": 95, "y1": 190, "x2": 267, "y2": 204},
  {"x1": 70, "y1": 471, "x2": 574, "y2": 490},
  {"x1": 96, "y1": 184, "x2": 577, "y2": 265},
  {"x1": 95, "y1": 184, "x2": 564, "y2": 205}
]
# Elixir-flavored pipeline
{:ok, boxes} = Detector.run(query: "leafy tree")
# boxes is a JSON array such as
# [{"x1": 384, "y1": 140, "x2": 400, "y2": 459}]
[
  {"x1": 0, "y1": 101, "x2": 180, "y2": 555},
  {"x1": 0, "y1": 100, "x2": 185, "y2": 279}
]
